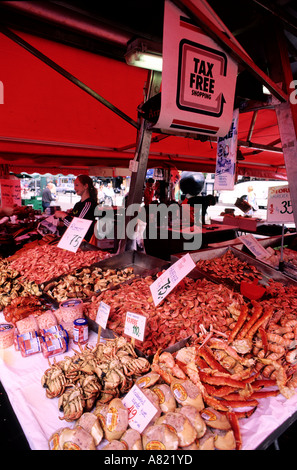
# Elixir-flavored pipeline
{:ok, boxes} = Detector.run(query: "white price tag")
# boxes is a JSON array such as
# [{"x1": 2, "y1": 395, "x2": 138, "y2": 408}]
[
  {"x1": 57, "y1": 217, "x2": 92, "y2": 253},
  {"x1": 95, "y1": 301, "x2": 110, "y2": 329},
  {"x1": 122, "y1": 385, "x2": 159, "y2": 433},
  {"x1": 150, "y1": 253, "x2": 196, "y2": 306},
  {"x1": 129, "y1": 160, "x2": 139, "y2": 173},
  {"x1": 124, "y1": 311, "x2": 147, "y2": 342},
  {"x1": 267, "y1": 185, "x2": 294, "y2": 224},
  {"x1": 239, "y1": 234, "x2": 269, "y2": 259}
]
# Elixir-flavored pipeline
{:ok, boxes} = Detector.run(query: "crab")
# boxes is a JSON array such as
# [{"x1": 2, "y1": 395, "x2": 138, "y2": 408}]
[
  {"x1": 78, "y1": 374, "x2": 102, "y2": 411},
  {"x1": 41, "y1": 362, "x2": 67, "y2": 399},
  {"x1": 58, "y1": 385, "x2": 85, "y2": 422},
  {"x1": 119, "y1": 354, "x2": 150, "y2": 377}
]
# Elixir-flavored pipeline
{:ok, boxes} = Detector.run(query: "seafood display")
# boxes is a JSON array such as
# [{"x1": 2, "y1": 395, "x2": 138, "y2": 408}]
[
  {"x1": 8, "y1": 244, "x2": 111, "y2": 284},
  {"x1": 41, "y1": 337, "x2": 150, "y2": 421},
  {"x1": 48, "y1": 362, "x2": 238, "y2": 450},
  {"x1": 3, "y1": 296, "x2": 48, "y2": 325},
  {"x1": 84, "y1": 275, "x2": 245, "y2": 356},
  {"x1": 3, "y1": 238, "x2": 297, "y2": 450},
  {"x1": 43, "y1": 266, "x2": 135, "y2": 302},
  {"x1": 0, "y1": 259, "x2": 42, "y2": 309},
  {"x1": 195, "y1": 250, "x2": 263, "y2": 285},
  {"x1": 47, "y1": 346, "x2": 242, "y2": 450}
]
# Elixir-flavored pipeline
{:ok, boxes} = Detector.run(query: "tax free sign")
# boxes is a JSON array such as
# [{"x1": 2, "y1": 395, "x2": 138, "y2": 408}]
[{"x1": 154, "y1": 0, "x2": 238, "y2": 137}]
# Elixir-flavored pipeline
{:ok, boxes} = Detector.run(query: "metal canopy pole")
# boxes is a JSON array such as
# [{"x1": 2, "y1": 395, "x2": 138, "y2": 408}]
[
  {"x1": 266, "y1": 21, "x2": 297, "y2": 229},
  {"x1": 117, "y1": 70, "x2": 162, "y2": 252},
  {"x1": 0, "y1": 27, "x2": 139, "y2": 130}
]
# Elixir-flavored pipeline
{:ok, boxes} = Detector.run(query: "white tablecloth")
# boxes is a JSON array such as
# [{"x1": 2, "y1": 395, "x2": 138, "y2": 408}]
[
  {"x1": 0, "y1": 315, "x2": 100, "y2": 450},
  {"x1": 1, "y1": 314, "x2": 297, "y2": 450}
]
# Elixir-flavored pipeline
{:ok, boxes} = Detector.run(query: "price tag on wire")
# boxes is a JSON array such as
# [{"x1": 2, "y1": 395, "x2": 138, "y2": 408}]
[
  {"x1": 150, "y1": 253, "x2": 196, "y2": 306},
  {"x1": 267, "y1": 185, "x2": 294, "y2": 224},
  {"x1": 122, "y1": 384, "x2": 159, "y2": 433},
  {"x1": 124, "y1": 311, "x2": 146, "y2": 342},
  {"x1": 57, "y1": 217, "x2": 92, "y2": 253}
]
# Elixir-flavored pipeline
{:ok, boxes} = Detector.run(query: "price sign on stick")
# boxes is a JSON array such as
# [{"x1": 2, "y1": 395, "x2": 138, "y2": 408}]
[
  {"x1": 57, "y1": 217, "x2": 92, "y2": 253},
  {"x1": 150, "y1": 253, "x2": 196, "y2": 306},
  {"x1": 96, "y1": 301, "x2": 110, "y2": 329},
  {"x1": 122, "y1": 384, "x2": 159, "y2": 433},
  {"x1": 267, "y1": 185, "x2": 294, "y2": 224},
  {"x1": 239, "y1": 234, "x2": 270, "y2": 260},
  {"x1": 124, "y1": 312, "x2": 147, "y2": 342},
  {"x1": 95, "y1": 301, "x2": 111, "y2": 343}
]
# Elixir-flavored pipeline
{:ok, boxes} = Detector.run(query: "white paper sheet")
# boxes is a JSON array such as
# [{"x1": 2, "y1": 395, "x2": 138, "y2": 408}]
[{"x1": 1, "y1": 312, "x2": 297, "y2": 450}]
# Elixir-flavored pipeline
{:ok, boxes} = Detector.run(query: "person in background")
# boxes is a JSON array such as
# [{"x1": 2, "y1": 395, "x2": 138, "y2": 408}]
[
  {"x1": 48, "y1": 181, "x2": 57, "y2": 198},
  {"x1": 97, "y1": 182, "x2": 105, "y2": 205},
  {"x1": 143, "y1": 178, "x2": 155, "y2": 207},
  {"x1": 54, "y1": 174, "x2": 97, "y2": 243},
  {"x1": 247, "y1": 185, "x2": 258, "y2": 214},
  {"x1": 42, "y1": 183, "x2": 54, "y2": 212},
  {"x1": 103, "y1": 180, "x2": 115, "y2": 206},
  {"x1": 182, "y1": 194, "x2": 217, "y2": 225}
]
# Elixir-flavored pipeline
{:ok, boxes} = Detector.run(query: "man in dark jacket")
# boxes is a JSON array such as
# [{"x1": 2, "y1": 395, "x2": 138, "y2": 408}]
[{"x1": 42, "y1": 183, "x2": 54, "y2": 212}]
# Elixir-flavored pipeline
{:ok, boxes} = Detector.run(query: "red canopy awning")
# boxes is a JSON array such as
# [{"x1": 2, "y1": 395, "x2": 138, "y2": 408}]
[{"x1": 0, "y1": 30, "x2": 286, "y2": 179}]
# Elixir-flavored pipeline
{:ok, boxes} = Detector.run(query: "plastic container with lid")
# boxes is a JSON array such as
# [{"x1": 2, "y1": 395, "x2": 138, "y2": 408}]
[
  {"x1": 0, "y1": 323, "x2": 15, "y2": 349},
  {"x1": 59, "y1": 299, "x2": 83, "y2": 323},
  {"x1": 14, "y1": 330, "x2": 38, "y2": 351},
  {"x1": 73, "y1": 318, "x2": 88, "y2": 345}
]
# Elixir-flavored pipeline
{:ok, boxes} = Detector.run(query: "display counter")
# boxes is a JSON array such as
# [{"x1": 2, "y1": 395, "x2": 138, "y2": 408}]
[
  {"x1": 1, "y1": 317, "x2": 297, "y2": 450},
  {"x1": 2, "y1": 241, "x2": 297, "y2": 451},
  {"x1": 144, "y1": 224, "x2": 239, "y2": 260}
]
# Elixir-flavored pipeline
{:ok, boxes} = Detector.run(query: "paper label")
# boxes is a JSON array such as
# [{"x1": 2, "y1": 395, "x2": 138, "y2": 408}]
[
  {"x1": 267, "y1": 185, "x2": 294, "y2": 224},
  {"x1": 122, "y1": 384, "x2": 158, "y2": 433},
  {"x1": 150, "y1": 253, "x2": 195, "y2": 306},
  {"x1": 124, "y1": 311, "x2": 146, "y2": 342},
  {"x1": 57, "y1": 217, "x2": 92, "y2": 253},
  {"x1": 96, "y1": 301, "x2": 111, "y2": 329},
  {"x1": 239, "y1": 234, "x2": 270, "y2": 259}
]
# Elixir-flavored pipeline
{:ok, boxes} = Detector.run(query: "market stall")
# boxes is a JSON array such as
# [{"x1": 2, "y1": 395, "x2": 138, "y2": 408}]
[
  {"x1": 1, "y1": 0, "x2": 297, "y2": 453},
  {"x1": 1, "y1": 241, "x2": 297, "y2": 450}
]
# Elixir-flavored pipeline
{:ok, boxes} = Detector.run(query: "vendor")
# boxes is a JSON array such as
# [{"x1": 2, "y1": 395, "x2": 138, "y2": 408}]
[{"x1": 54, "y1": 175, "x2": 97, "y2": 243}]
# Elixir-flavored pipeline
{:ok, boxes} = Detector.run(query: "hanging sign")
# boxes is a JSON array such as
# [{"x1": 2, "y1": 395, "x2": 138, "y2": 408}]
[
  {"x1": 0, "y1": 179, "x2": 21, "y2": 206},
  {"x1": 267, "y1": 185, "x2": 294, "y2": 224},
  {"x1": 150, "y1": 253, "x2": 196, "y2": 306},
  {"x1": 57, "y1": 217, "x2": 92, "y2": 253},
  {"x1": 214, "y1": 108, "x2": 239, "y2": 191},
  {"x1": 153, "y1": 0, "x2": 238, "y2": 137}
]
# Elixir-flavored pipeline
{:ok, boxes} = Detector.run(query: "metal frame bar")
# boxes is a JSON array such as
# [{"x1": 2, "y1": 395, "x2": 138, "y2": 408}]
[
  {"x1": 171, "y1": 0, "x2": 288, "y2": 102},
  {"x1": 0, "y1": 27, "x2": 139, "y2": 130}
]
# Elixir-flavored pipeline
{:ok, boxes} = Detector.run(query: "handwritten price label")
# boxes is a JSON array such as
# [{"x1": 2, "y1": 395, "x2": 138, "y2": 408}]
[
  {"x1": 267, "y1": 185, "x2": 294, "y2": 224},
  {"x1": 124, "y1": 311, "x2": 146, "y2": 342},
  {"x1": 239, "y1": 234, "x2": 269, "y2": 259},
  {"x1": 150, "y1": 253, "x2": 196, "y2": 306},
  {"x1": 95, "y1": 301, "x2": 110, "y2": 329},
  {"x1": 57, "y1": 217, "x2": 92, "y2": 253},
  {"x1": 122, "y1": 385, "x2": 158, "y2": 433}
]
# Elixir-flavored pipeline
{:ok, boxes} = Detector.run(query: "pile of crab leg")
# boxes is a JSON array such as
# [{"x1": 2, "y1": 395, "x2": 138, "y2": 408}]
[{"x1": 150, "y1": 294, "x2": 297, "y2": 450}]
